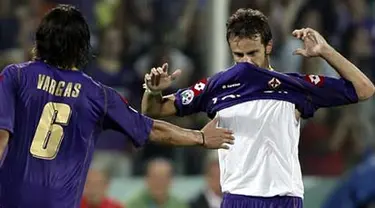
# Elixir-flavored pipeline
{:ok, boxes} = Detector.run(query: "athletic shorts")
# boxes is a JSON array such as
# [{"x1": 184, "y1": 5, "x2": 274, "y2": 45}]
[{"x1": 221, "y1": 193, "x2": 303, "y2": 208}]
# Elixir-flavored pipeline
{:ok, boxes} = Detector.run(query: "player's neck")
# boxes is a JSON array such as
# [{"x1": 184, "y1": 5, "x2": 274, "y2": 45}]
[
  {"x1": 264, "y1": 57, "x2": 273, "y2": 71},
  {"x1": 42, "y1": 60, "x2": 79, "y2": 71},
  {"x1": 60, "y1": 66, "x2": 78, "y2": 71},
  {"x1": 261, "y1": 64, "x2": 273, "y2": 71}
]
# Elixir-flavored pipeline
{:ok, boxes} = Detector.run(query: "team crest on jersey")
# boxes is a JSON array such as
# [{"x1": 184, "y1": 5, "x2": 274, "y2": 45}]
[
  {"x1": 305, "y1": 75, "x2": 324, "y2": 86},
  {"x1": 268, "y1": 77, "x2": 281, "y2": 89},
  {"x1": 181, "y1": 89, "x2": 195, "y2": 105}
]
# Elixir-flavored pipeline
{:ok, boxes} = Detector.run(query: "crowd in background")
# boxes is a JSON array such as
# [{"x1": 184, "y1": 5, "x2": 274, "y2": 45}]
[{"x1": 0, "y1": 0, "x2": 374, "y2": 207}]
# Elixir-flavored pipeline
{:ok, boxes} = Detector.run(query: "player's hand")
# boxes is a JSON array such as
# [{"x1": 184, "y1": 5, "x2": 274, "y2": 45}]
[
  {"x1": 144, "y1": 63, "x2": 182, "y2": 93},
  {"x1": 201, "y1": 117, "x2": 234, "y2": 149},
  {"x1": 292, "y1": 28, "x2": 330, "y2": 57}
]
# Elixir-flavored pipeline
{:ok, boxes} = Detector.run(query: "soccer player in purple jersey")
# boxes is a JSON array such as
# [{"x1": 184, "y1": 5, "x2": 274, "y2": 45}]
[
  {"x1": 141, "y1": 8, "x2": 375, "y2": 208},
  {"x1": 0, "y1": 5, "x2": 235, "y2": 208}
]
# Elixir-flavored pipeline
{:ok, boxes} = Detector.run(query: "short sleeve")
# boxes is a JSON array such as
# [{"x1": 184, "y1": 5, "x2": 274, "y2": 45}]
[
  {"x1": 174, "y1": 78, "x2": 210, "y2": 117},
  {"x1": 0, "y1": 65, "x2": 18, "y2": 134},
  {"x1": 102, "y1": 86, "x2": 153, "y2": 147},
  {"x1": 289, "y1": 73, "x2": 358, "y2": 108}
]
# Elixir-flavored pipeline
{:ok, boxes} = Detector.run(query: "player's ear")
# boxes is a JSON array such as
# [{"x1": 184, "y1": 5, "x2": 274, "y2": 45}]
[{"x1": 265, "y1": 40, "x2": 273, "y2": 55}]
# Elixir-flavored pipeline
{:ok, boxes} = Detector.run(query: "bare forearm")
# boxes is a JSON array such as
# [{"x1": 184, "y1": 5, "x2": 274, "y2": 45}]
[
  {"x1": 141, "y1": 91, "x2": 163, "y2": 117},
  {"x1": 0, "y1": 130, "x2": 9, "y2": 158},
  {"x1": 321, "y1": 45, "x2": 375, "y2": 100},
  {"x1": 149, "y1": 120, "x2": 203, "y2": 146},
  {"x1": 141, "y1": 92, "x2": 177, "y2": 118}
]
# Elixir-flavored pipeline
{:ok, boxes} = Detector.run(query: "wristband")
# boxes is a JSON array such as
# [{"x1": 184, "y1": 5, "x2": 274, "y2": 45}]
[{"x1": 200, "y1": 131, "x2": 205, "y2": 146}]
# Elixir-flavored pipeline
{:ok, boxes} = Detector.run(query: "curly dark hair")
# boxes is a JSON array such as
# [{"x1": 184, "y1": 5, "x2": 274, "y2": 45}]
[
  {"x1": 32, "y1": 4, "x2": 91, "y2": 69},
  {"x1": 226, "y1": 8, "x2": 272, "y2": 46}
]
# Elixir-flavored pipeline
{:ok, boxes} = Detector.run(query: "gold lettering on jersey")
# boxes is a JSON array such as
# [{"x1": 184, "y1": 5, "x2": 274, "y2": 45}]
[
  {"x1": 37, "y1": 74, "x2": 45, "y2": 89},
  {"x1": 49, "y1": 79, "x2": 56, "y2": 94},
  {"x1": 63, "y1": 82, "x2": 72, "y2": 97},
  {"x1": 42, "y1": 76, "x2": 50, "y2": 91},
  {"x1": 36, "y1": 74, "x2": 82, "y2": 98},
  {"x1": 55, "y1": 81, "x2": 65, "y2": 96},
  {"x1": 72, "y1": 83, "x2": 81, "y2": 98}
]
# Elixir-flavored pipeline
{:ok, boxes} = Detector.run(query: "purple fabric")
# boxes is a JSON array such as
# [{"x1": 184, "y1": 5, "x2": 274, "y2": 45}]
[
  {"x1": 222, "y1": 193, "x2": 303, "y2": 208},
  {"x1": 174, "y1": 62, "x2": 358, "y2": 119},
  {"x1": 85, "y1": 63, "x2": 143, "y2": 151},
  {"x1": 0, "y1": 61, "x2": 152, "y2": 207}
]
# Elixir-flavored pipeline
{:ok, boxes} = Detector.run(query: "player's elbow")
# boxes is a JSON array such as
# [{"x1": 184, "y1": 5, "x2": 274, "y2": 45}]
[
  {"x1": 357, "y1": 80, "x2": 375, "y2": 101},
  {"x1": 141, "y1": 106, "x2": 173, "y2": 119},
  {"x1": 148, "y1": 120, "x2": 173, "y2": 144},
  {"x1": 141, "y1": 103, "x2": 162, "y2": 118}
]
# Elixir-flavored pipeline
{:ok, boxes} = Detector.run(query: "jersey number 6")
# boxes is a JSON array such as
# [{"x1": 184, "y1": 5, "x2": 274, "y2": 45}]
[{"x1": 30, "y1": 102, "x2": 72, "y2": 160}]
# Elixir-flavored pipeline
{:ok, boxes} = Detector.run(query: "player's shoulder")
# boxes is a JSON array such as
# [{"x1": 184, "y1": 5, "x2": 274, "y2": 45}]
[
  {"x1": 80, "y1": 72, "x2": 103, "y2": 88},
  {"x1": 1, "y1": 61, "x2": 38, "y2": 82},
  {"x1": 94, "y1": 82, "x2": 129, "y2": 105},
  {"x1": 78, "y1": 72, "x2": 114, "y2": 100},
  {"x1": 2, "y1": 61, "x2": 68, "y2": 78},
  {"x1": 1, "y1": 61, "x2": 33, "y2": 74}
]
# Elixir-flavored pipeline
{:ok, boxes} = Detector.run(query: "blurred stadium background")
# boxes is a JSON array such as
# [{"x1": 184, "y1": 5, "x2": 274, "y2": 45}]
[{"x1": 0, "y1": 0, "x2": 374, "y2": 207}]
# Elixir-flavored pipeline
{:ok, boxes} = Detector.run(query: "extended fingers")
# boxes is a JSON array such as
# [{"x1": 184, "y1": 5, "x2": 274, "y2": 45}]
[
  {"x1": 156, "y1": 67, "x2": 163, "y2": 85},
  {"x1": 293, "y1": 28, "x2": 317, "y2": 40},
  {"x1": 162, "y1": 63, "x2": 168, "y2": 72},
  {"x1": 292, "y1": 28, "x2": 304, "y2": 39},
  {"x1": 156, "y1": 67, "x2": 163, "y2": 74},
  {"x1": 150, "y1": 67, "x2": 163, "y2": 86},
  {"x1": 224, "y1": 132, "x2": 235, "y2": 139},
  {"x1": 220, "y1": 130, "x2": 235, "y2": 142},
  {"x1": 144, "y1": 73, "x2": 151, "y2": 83},
  {"x1": 225, "y1": 138, "x2": 235, "y2": 144},
  {"x1": 150, "y1": 68, "x2": 157, "y2": 86},
  {"x1": 220, "y1": 144, "x2": 230, "y2": 150}
]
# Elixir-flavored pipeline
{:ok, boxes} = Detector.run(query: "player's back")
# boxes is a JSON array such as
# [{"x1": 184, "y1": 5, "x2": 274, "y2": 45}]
[{"x1": 0, "y1": 61, "x2": 107, "y2": 207}]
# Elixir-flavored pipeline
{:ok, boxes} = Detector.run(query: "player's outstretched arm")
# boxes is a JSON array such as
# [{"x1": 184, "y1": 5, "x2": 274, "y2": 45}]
[
  {"x1": 149, "y1": 117, "x2": 234, "y2": 149},
  {"x1": 105, "y1": 86, "x2": 233, "y2": 149},
  {"x1": 292, "y1": 28, "x2": 375, "y2": 101},
  {"x1": 0, "y1": 130, "x2": 9, "y2": 158},
  {"x1": 141, "y1": 63, "x2": 181, "y2": 118}
]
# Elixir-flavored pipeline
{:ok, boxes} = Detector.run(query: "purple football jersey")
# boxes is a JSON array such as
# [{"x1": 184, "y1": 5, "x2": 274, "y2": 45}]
[
  {"x1": 174, "y1": 62, "x2": 358, "y2": 118},
  {"x1": 0, "y1": 61, "x2": 153, "y2": 208}
]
